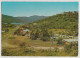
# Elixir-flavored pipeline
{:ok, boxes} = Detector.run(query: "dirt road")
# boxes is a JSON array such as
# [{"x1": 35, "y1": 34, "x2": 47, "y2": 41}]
[{"x1": 27, "y1": 46, "x2": 64, "y2": 50}]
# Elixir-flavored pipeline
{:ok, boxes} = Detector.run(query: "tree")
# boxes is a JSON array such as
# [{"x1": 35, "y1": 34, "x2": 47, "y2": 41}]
[{"x1": 57, "y1": 38, "x2": 64, "y2": 45}]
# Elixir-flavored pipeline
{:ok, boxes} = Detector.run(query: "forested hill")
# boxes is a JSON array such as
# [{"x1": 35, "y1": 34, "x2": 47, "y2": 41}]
[
  {"x1": 15, "y1": 15, "x2": 47, "y2": 23},
  {"x1": 35, "y1": 11, "x2": 78, "y2": 30},
  {"x1": 2, "y1": 14, "x2": 22, "y2": 23},
  {"x1": 2, "y1": 14, "x2": 47, "y2": 23}
]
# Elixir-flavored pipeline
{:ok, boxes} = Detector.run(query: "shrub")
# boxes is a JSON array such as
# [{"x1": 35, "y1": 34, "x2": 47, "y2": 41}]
[
  {"x1": 57, "y1": 38, "x2": 64, "y2": 45},
  {"x1": 24, "y1": 49, "x2": 35, "y2": 54},
  {"x1": 8, "y1": 37, "x2": 16, "y2": 39},
  {"x1": 31, "y1": 35, "x2": 37, "y2": 40},
  {"x1": 19, "y1": 42, "x2": 26, "y2": 48},
  {"x1": 64, "y1": 44, "x2": 72, "y2": 53},
  {"x1": 5, "y1": 28, "x2": 9, "y2": 32},
  {"x1": 41, "y1": 37, "x2": 50, "y2": 41},
  {"x1": 2, "y1": 49, "x2": 10, "y2": 56}
]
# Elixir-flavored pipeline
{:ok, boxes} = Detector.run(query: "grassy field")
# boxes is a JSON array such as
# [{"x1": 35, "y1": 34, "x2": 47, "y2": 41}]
[
  {"x1": 2, "y1": 46, "x2": 78, "y2": 56},
  {"x1": 2, "y1": 33, "x2": 61, "y2": 48},
  {"x1": 2, "y1": 25, "x2": 20, "y2": 48},
  {"x1": 48, "y1": 29, "x2": 66, "y2": 34},
  {"x1": 2, "y1": 26, "x2": 65, "y2": 48},
  {"x1": 1, "y1": 25, "x2": 78, "y2": 56}
]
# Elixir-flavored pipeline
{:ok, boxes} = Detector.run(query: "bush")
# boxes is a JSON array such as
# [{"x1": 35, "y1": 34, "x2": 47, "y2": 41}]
[
  {"x1": 2, "y1": 49, "x2": 10, "y2": 56},
  {"x1": 24, "y1": 49, "x2": 35, "y2": 54},
  {"x1": 41, "y1": 37, "x2": 50, "y2": 41},
  {"x1": 19, "y1": 42, "x2": 26, "y2": 48},
  {"x1": 8, "y1": 37, "x2": 16, "y2": 39},
  {"x1": 31, "y1": 35, "x2": 37, "y2": 40},
  {"x1": 57, "y1": 38, "x2": 64, "y2": 45},
  {"x1": 5, "y1": 28, "x2": 9, "y2": 32},
  {"x1": 64, "y1": 44, "x2": 72, "y2": 53}
]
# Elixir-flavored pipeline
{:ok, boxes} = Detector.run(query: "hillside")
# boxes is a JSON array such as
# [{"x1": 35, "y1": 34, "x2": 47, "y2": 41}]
[
  {"x1": 2, "y1": 14, "x2": 22, "y2": 23},
  {"x1": 15, "y1": 15, "x2": 47, "y2": 23},
  {"x1": 2, "y1": 14, "x2": 47, "y2": 23},
  {"x1": 35, "y1": 11, "x2": 78, "y2": 29},
  {"x1": 29, "y1": 11, "x2": 78, "y2": 36}
]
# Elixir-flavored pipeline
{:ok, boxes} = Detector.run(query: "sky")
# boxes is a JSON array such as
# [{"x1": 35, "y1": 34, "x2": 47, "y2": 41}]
[{"x1": 2, "y1": 2, "x2": 78, "y2": 17}]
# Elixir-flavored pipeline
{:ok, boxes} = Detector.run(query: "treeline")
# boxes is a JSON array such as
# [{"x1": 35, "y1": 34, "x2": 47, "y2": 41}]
[
  {"x1": 2, "y1": 14, "x2": 22, "y2": 23},
  {"x1": 34, "y1": 11, "x2": 78, "y2": 36},
  {"x1": 30, "y1": 28, "x2": 51, "y2": 41},
  {"x1": 36, "y1": 11, "x2": 78, "y2": 29},
  {"x1": 2, "y1": 23, "x2": 16, "y2": 33}
]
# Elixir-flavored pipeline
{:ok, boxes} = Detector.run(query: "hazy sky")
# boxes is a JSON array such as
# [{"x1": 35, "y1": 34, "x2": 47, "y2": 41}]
[{"x1": 2, "y1": 2, "x2": 78, "y2": 17}]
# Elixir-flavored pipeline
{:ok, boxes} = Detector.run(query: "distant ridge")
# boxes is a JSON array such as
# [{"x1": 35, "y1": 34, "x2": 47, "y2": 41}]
[{"x1": 2, "y1": 14, "x2": 48, "y2": 23}]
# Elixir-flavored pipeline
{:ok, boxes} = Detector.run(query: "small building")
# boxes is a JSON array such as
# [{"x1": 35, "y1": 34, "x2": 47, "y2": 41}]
[
  {"x1": 51, "y1": 34, "x2": 59, "y2": 39},
  {"x1": 68, "y1": 36, "x2": 73, "y2": 39},
  {"x1": 59, "y1": 35, "x2": 74, "y2": 39},
  {"x1": 59, "y1": 35, "x2": 68, "y2": 39},
  {"x1": 50, "y1": 36, "x2": 58, "y2": 39},
  {"x1": 23, "y1": 29, "x2": 30, "y2": 38},
  {"x1": 23, "y1": 29, "x2": 30, "y2": 32},
  {"x1": 65, "y1": 42, "x2": 70, "y2": 45},
  {"x1": 20, "y1": 30, "x2": 26, "y2": 36},
  {"x1": 63, "y1": 38, "x2": 78, "y2": 44}
]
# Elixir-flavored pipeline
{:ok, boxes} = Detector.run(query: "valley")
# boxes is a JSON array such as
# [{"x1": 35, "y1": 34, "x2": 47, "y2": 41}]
[{"x1": 1, "y1": 11, "x2": 78, "y2": 56}]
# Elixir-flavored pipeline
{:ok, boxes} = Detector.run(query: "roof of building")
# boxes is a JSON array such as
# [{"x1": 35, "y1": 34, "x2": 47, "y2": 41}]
[
  {"x1": 63, "y1": 38, "x2": 78, "y2": 42},
  {"x1": 23, "y1": 29, "x2": 30, "y2": 32}
]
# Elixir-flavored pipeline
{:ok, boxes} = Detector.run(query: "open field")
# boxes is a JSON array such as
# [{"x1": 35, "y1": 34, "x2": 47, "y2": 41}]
[
  {"x1": 2, "y1": 32, "x2": 63, "y2": 48},
  {"x1": 2, "y1": 26, "x2": 65, "y2": 48},
  {"x1": 2, "y1": 46, "x2": 78, "y2": 56},
  {"x1": 1, "y1": 25, "x2": 78, "y2": 56}
]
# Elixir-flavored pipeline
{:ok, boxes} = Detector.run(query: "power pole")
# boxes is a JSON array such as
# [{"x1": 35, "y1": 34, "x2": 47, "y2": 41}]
[
  {"x1": 50, "y1": 37, "x2": 53, "y2": 50},
  {"x1": 50, "y1": 38, "x2": 51, "y2": 50},
  {"x1": 50, "y1": 32, "x2": 54, "y2": 51}
]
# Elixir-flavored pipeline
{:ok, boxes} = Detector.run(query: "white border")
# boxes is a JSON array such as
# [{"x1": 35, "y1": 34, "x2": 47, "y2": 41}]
[{"x1": 0, "y1": 0, "x2": 80, "y2": 58}]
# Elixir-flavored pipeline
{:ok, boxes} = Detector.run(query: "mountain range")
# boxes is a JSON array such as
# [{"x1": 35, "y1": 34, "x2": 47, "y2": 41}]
[
  {"x1": 15, "y1": 15, "x2": 47, "y2": 23},
  {"x1": 2, "y1": 14, "x2": 47, "y2": 23}
]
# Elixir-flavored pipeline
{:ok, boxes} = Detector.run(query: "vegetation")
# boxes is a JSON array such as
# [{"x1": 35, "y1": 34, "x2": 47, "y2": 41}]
[
  {"x1": 35, "y1": 11, "x2": 78, "y2": 36},
  {"x1": 8, "y1": 37, "x2": 16, "y2": 39},
  {"x1": 2, "y1": 45, "x2": 78, "y2": 56},
  {"x1": 2, "y1": 11, "x2": 78, "y2": 56},
  {"x1": 2, "y1": 14, "x2": 22, "y2": 23},
  {"x1": 2, "y1": 23, "x2": 16, "y2": 33},
  {"x1": 2, "y1": 14, "x2": 47, "y2": 23},
  {"x1": 20, "y1": 11, "x2": 78, "y2": 41},
  {"x1": 64, "y1": 43, "x2": 78, "y2": 55},
  {"x1": 57, "y1": 38, "x2": 63, "y2": 45}
]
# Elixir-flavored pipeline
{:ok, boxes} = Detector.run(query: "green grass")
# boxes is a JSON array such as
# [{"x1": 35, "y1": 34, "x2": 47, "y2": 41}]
[
  {"x1": 2, "y1": 47, "x2": 78, "y2": 56},
  {"x1": 2, "y1": 25, "x2": 78, "y2": 56},
  {"x1": 8, "y1": 37, "x2": 16, "y2": 39}
]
